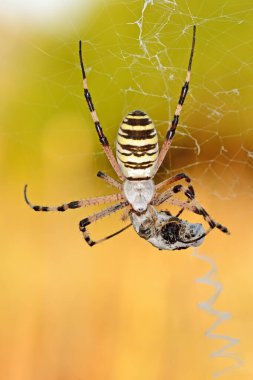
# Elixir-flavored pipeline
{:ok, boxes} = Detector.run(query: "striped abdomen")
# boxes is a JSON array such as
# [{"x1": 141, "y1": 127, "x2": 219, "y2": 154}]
[{"x1": 116, "y1": 110, "x2": 158, "y2": 179}]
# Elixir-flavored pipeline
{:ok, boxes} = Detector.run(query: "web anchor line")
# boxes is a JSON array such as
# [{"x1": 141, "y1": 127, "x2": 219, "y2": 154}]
[{"x1": 192, "y1": 250, "x2": 243, "y2": 378}]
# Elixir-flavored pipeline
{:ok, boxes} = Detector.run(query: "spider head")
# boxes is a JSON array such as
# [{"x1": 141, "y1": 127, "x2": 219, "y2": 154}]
[{"x1": 123, "y1": 179, "x2": 154, "y2": 212}]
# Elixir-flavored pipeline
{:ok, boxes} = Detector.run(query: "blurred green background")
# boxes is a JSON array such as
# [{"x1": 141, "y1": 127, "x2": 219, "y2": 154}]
[{"x1": 0, "y1": 0, "x2": 252, "y2": 379}]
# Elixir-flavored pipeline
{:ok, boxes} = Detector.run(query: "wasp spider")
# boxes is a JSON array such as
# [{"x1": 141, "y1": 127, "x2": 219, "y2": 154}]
[{"x1": 24, "y1": 26, "x2": 230, "y2": 249}]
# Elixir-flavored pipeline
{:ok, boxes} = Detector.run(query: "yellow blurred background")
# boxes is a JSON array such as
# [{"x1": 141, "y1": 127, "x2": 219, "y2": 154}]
[{"x1": 0, "y1": 0, "x2": 252, "y2": 379}]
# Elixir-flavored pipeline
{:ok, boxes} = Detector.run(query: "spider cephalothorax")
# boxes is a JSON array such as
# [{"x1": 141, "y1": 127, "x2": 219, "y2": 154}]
[{"x1": 24, "y1": 26, "x2": 230, "y2": 249}]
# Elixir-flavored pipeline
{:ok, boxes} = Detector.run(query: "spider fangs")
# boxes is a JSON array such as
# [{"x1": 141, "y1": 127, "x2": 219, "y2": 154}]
[{"x1": 24, "y1": 26, "x2": 230, "y2": 249}]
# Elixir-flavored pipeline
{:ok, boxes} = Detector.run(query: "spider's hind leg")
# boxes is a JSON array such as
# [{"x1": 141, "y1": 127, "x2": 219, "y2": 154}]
[
  {"x1": 155, "y1": 26, "x2": 196, "y2": 173},
  {"x1": 79, "y1": 41, "x2": 125, "y2": 181}
]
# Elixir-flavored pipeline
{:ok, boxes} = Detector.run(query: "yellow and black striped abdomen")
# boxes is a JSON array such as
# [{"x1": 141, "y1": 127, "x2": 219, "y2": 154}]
[{"x1": 116, "y1": 110, "x2": 158, "y2": 179}]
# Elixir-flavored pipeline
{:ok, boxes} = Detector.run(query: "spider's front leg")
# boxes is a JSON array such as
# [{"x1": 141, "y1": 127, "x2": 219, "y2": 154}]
[
  {"x1": 155, "y1": 172, "x2": 194, "y2": 191},
  {"x1": 154, "y1": 187, "x2": 230, "y2": 235},
  {"x1": 79, "y1": 201, "x2": 129, "y2": 246},
  {"x1": 155, "y1": 172, "x2": 195, "y2": 217},
  {"x1": 153, "y1": 183, "x2": 195, "y2": 209}
]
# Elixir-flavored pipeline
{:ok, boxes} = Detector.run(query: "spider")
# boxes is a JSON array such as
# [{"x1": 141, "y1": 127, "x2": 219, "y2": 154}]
[{"x1": 24, "y1": 25, "x2": 230, "y2": 248}]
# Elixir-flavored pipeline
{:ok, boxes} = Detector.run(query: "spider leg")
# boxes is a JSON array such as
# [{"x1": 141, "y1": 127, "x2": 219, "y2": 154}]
[
  {"x1": 154, "y1": 183, "x2": 194, "y2": 218},
  {"x1": 82, "y1": 223, "x2": 132, "y2": 247},
  {"x1": 24, "y1": 184, "x2": 125, "y2": 212},
  {"x1": 97, "y1": 171, "x2": 122, "y2": 190},
  {"x1": 121, "y1": 205, "x2": 131, "y2": 221},
  {"x1": 155, "y1": 173, "x2": 195, "y2": 217},
  {"x1": 170, "y1": 198, "x2": 229, "y2": 235},
  {"x1": 155, "y1": 172, "x2": 193, "y2": 191},
  {"x1": 79, "y1": 201, "x2": 129, "y2": 246},
  {"x1": 155, "y1": 25, "x2": 196, "y2": 173},
  {"x1": 178, "y1": 228, "x2": 212, "y2": 245},
  {"x1": 154, "y1": 184, "x2": 195, "y2": 206},
  {"x1": 79, "y1": 41, "x2": 124, "y2": 181},
  {"x1": 154, "y1": 188, "x2": 230, "y2": 234},
  {"x1": 175, "y1": 207, "x2": 186, "y2": 218}
]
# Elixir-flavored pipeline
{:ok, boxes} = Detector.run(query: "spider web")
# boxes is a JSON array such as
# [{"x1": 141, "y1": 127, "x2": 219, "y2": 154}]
[
  {"x1": 124, "y1": 0, "x2": 253, "y2": 200},
  {"x1": 10, "y1": 0, "x2": 252, "y2": 199},
  {"x1": 68, "y1": 0, "x2": 253, "y2": 200},
  {"x1": 2, "y1": 0, "x2": 250, "y2": 378},
  {"x1": 51, "y1": 2, "x2": 248, "y2": 376}
]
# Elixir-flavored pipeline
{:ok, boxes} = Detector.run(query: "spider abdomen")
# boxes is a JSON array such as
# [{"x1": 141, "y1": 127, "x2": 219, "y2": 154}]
[{"x1": 116, "y1": 110, "x2": 158, "y2": 179}]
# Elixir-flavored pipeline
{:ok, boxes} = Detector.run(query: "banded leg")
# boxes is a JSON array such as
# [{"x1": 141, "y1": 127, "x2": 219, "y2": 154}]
[
  {"x1": 82, "y1": 223, "x2": 132, "y2": 247},
  {"x1": 121, "y1": 205, "x2": 131, "y2": 221},
  {"x1": 79, "y1": 41, "x2": 124, "y2": 181},
  {"x1": 156, "y1": 172, "x2": 193, "y2": 191},
  {"x1": 156, "y1": 25, "x2": 196, "y2": 173},
  {"x1": 154, "y1": 189, "x2": 230, "y2": 235},
  {"x1": 79, "y1": 201, "x2": 129, "y2": 246},
  {"x1": 155, "y1": 172, "x2": 195, "y2": 217},
  {"x1": 97, "y1": 171, "x2": 122, "y2": 190},
  {"x1": 153, "y1": 184, "x2": 195, "y2": 206},
  {"x1": 179, "y1": 226, "x2": 211, "y2": 245},
  {"x1": 24, "y1": 184, "x2": 125, "y2": 212},
  {"x1": 168, "y1": 198, "x2": 229, "y2": 235}
]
